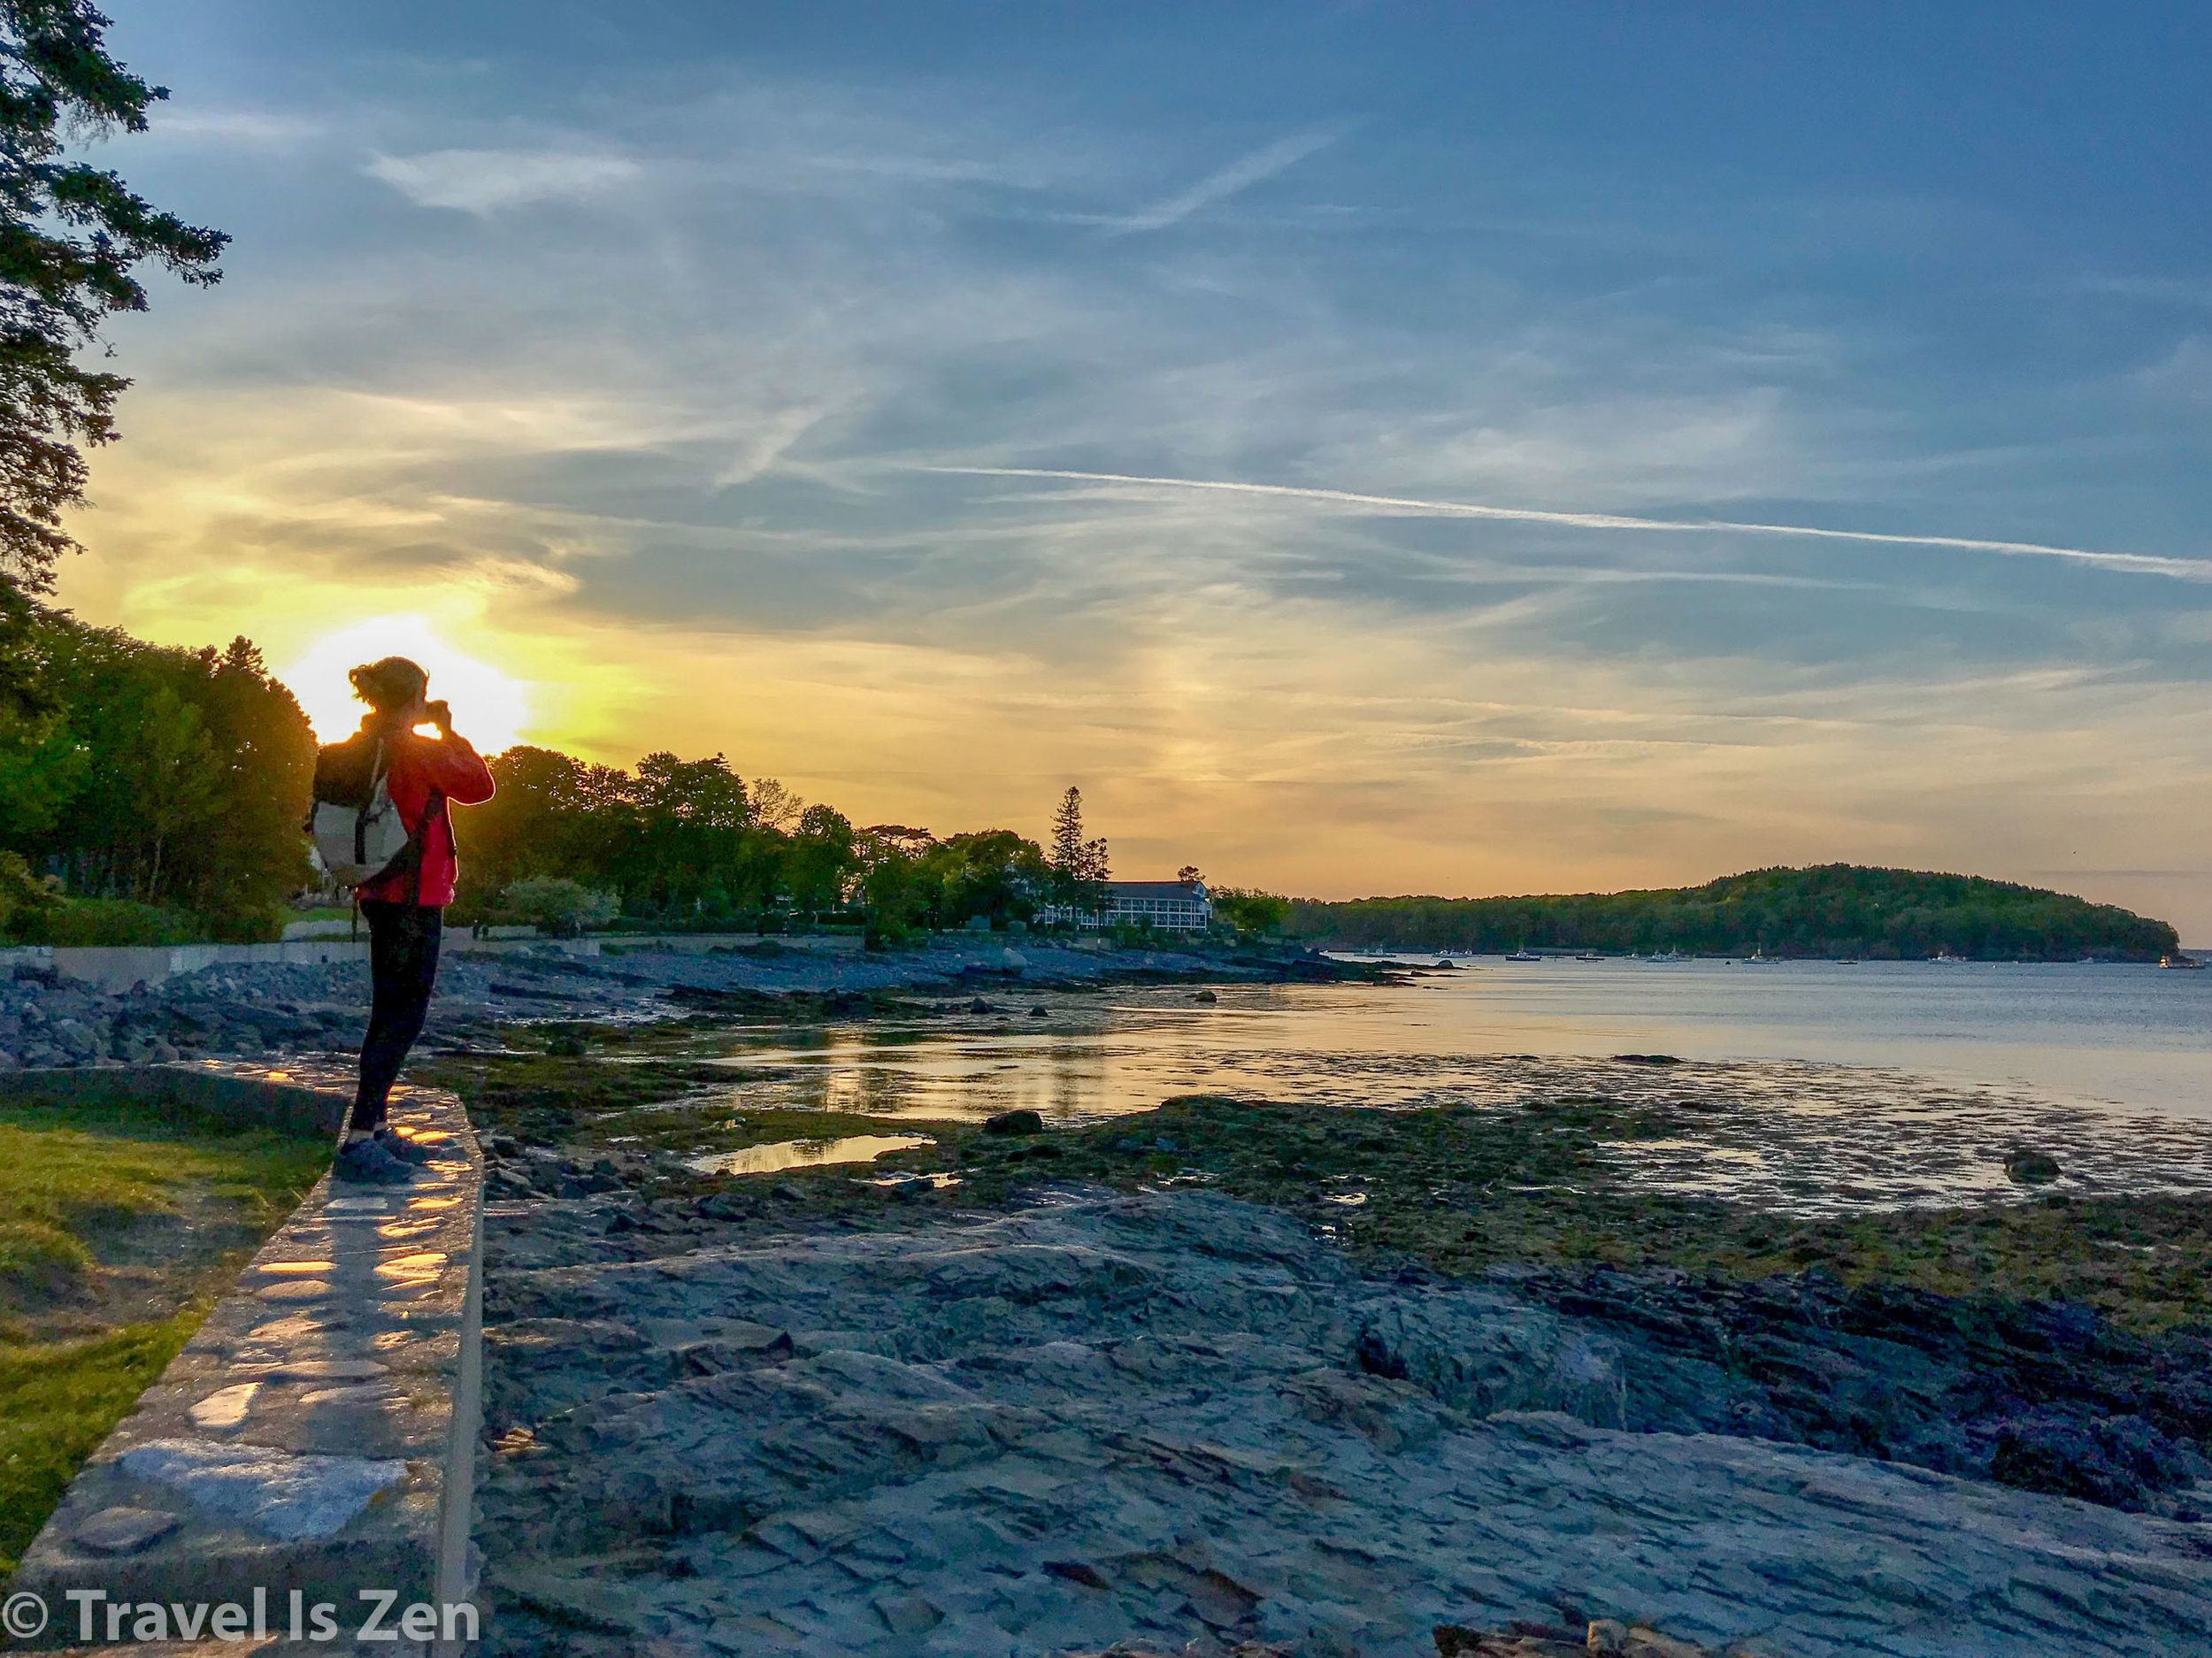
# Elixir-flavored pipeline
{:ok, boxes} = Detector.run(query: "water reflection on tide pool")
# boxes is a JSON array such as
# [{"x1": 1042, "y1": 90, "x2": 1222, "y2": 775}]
[
  {"x1": 686, "y1": 1133, "x2": 933, "y2": 1177},
  {"x1": 651, "y1": 962, "x2": 2212, "y2": 1214},
  {"x1": 677, "y1": 960, "x2": 2212, "y2": 1123}
]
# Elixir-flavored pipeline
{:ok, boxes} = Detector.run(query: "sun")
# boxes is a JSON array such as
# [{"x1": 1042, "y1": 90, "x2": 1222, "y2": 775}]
[{"x1": 280, "y1": 615, "x2": 530, "y2": 752}]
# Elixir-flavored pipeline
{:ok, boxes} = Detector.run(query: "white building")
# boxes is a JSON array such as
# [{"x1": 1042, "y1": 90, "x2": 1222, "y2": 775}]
[{"x1": 1043, "y1": 879, "x2": 1211, "y2": 931}]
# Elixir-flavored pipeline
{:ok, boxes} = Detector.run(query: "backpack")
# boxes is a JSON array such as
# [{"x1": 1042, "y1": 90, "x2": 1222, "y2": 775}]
[{"x1": 306, "y1": 732, "x2": 444, "y2": 894}]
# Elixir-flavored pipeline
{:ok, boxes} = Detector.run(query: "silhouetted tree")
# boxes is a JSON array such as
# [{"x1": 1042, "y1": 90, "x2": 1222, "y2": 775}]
[
  {"x1": 749, "y1": 776, "x2": 803, "y2": 831},
  {"x1": 1048, "y1": 785, "x2": 1110, "y2": 917},
  {"x1": 784, "y1": 803, "x2": 857, "y2": 916},
  {"x1": 0, "y1": 1, "x2": 227, "y2": 603}
]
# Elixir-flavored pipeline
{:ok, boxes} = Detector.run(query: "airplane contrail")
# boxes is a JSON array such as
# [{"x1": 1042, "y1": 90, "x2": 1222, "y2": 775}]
[
  {"x1": 925, "y1": 465, "x2": 2212, "y2": 582},
  {"x1": 1111, "y1": 128, "x2": 1341, "y2": 234}
]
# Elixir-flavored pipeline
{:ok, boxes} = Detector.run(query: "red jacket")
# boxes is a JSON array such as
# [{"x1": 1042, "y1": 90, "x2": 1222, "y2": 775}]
[{"x1": 353, "y1": 718, "x2": 496, "y2": 908}]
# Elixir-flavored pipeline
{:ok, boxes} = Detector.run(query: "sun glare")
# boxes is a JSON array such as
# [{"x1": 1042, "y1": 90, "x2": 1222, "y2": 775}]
[{"x1": 281, "y1": 614, "x2": 530, "y2": 752}]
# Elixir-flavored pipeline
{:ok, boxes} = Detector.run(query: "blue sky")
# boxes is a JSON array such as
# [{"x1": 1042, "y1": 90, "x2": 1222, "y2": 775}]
[{"x1": 60, "y1": 2, "x2": 2212, "y2": 929}]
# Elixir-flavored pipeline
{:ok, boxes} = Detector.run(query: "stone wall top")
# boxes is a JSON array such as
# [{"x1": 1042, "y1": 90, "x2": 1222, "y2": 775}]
[{"x1": 4, "y1": 1063, "x2": 483, "y2": 1657}]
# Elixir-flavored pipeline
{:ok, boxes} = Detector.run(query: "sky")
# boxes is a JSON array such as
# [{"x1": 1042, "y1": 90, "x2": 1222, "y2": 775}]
[{"x1": 46, "y1": 2, "x2": 2212, "y2": 933}]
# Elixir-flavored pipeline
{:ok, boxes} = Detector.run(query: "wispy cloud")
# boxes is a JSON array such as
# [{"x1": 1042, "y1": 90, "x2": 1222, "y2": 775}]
[
  {"x1": 365, "y1": 148, "x2": 641, "y2": 213},
  {"x1": 66, "y1": 47, "x2": 2212, "y2": 933},
  {"x1": 148, "y1": 107, "x2": 328, "y2": 147},
  {"x1": 2134, "y1": 335, "x2": 2212, "y2": 403},
  {"x1": 1109, "y1": 127, "x2": 1341, "y2": 233},
  {"x1": 926, "y1": 466, "x2": 2212, "y2": 582}
]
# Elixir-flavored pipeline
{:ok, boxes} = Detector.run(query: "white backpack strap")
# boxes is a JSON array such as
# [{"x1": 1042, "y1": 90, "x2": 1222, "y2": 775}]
[{"x1": 354, "y1": 737, "x2": 388, "y2": 874}]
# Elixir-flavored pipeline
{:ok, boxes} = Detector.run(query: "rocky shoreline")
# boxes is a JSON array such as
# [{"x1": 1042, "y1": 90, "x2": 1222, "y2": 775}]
[
  {"x1": 393, "y1": 1015, "x2": 2212, "y2": 1655},
  {"x1": 470, "y1": 1185, "x2": 2212, "y2": 1657},
  {"x1": 15, "y1": 949, "x2": 2212, "y2": 1654},
  {"x1": 0, "y1": 935, "x2": 1360, "y2": 1071}
]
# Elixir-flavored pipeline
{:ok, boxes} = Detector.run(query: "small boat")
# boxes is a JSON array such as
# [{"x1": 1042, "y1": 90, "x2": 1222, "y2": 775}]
[
  {"x1": 1932, "y1": 951, "x2": 1966, "y2": 963},
  {"x1": 2161, "y1": 954, "x2": 2206, "y2": 971},
  {"x1": 1742, "y1": 949, "x2": 1779, "y2": 963},
  {"x1": 1574, "y1": 951, "x2": 1604, "y2": 962},
  {"x1": 1505, "y1": 949, "x2": 1542, "y2": 962},
  {"x1": 1647, "y1": 950, "x2": 1684, "y2": 963}
]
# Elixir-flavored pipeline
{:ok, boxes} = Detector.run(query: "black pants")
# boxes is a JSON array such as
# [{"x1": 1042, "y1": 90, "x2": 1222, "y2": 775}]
[{"x1": 352, "y1": 900, "x2": 443, "y2": 1132}]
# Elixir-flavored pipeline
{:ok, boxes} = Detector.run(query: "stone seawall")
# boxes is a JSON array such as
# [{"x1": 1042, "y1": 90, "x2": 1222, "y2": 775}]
[
  {"x1": 2, "y1": 1065, "x2": 484, "y2": 1656},
  {"x1": 0, "y1": 930, "x2": 869, "y2": 994},
  {"x1": 0, "y1": 939, "x2": 612, "y2": 994}
]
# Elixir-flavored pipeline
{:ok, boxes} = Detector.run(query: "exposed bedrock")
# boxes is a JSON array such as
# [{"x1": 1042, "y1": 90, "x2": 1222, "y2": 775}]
[{"x1": 474, "y1": 1191, "x2": 2212, "y2": 1657}]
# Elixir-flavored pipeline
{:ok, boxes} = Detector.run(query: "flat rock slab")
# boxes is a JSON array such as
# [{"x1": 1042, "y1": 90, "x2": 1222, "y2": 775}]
[
  {"x1": 71, "y1": 1508, "x2": 181, "y2": 1555},
  {"x1": 473, "y1": 1189, "x2": 2212, "y2": 1657},
  {"x1": 114, "y1": 1441, "x2": 410, "y2": 1542},
  {"x1": 10, "y1": 1071, "x2": 482, "y2": 1636}
]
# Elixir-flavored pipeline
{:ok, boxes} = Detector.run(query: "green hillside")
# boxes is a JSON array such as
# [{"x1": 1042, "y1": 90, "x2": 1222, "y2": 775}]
[{"x1": 1286, "y1": 864, "x2": 2179, "y2": 961}]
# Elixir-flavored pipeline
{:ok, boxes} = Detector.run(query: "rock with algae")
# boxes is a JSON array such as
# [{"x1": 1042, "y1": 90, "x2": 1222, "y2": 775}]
[{"x1": 471, "y1": 1188, "x2": 2212, "y2": 1657}]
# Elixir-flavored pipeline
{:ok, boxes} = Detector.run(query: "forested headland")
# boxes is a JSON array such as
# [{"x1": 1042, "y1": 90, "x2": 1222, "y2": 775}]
[{"x1": 1287, "y1": 865, "x2": 2180, "y2": 962}]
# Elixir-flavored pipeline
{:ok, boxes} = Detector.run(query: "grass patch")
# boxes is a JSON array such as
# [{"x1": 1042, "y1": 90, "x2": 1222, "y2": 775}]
[
  {"x1": 0, "y1": 1307, "x2": 205, "y2": 1575},
  {"x1": 0, "y1": 1090, "x2": 328, "y2": 1572}
]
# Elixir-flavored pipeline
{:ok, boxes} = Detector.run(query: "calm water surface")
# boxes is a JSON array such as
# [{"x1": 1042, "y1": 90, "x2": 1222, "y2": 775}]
[
  {"x1": 652, "y1": 960, "x2": 2212, "y2": 1210},
  {"x1": 695, "y1": 959, "x2": 2209, "y2": 1124}
]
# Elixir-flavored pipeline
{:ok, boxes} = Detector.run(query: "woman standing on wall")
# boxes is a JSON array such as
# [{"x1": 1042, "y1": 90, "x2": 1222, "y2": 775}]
[{"x1": 328, "y1": 656, "x2": 496, "y2": 1185}]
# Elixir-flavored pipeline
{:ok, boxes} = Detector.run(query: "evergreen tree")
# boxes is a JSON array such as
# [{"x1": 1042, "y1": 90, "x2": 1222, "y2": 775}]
[
  {"x1": 0, "y1": 1, "x2": 227, "y2": 602},
  {"x1": 1048, "y1": 785, "x2": 1110, "y2": 917},
  {"x1": 1049, "y1": 786, "x2": 1086, "y2": 874}
]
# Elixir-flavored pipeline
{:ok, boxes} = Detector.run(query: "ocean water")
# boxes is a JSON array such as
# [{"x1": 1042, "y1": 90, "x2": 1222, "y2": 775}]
[
  {"x1": 695, "y1": 959, "x2": 2209, "y2": 1122},
  {"x1": 1313, "y1": 956, "x2": 2212, "y2": 1117},
  {"x1": 670, "y1": 959, "x2": 2211, "y2": 1209}
]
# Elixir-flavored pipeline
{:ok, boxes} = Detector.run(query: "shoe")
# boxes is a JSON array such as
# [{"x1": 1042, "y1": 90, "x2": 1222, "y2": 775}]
[
  {"x1": 373, "y1": 1127, "x2": 439, "y2": 1166},
  {"x1": 334, "y1": 1137, "x2": 418, "y2": 1186}
]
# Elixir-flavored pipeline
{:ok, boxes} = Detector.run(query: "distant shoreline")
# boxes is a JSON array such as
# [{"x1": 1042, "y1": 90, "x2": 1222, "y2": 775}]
[{"x1": 1290, "y1": 862, "x2": 2180, "y2": 962}]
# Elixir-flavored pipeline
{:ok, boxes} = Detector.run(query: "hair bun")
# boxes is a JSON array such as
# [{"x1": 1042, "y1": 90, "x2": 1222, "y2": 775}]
[{"x1": 349, "y1": 655, "x2": 429, "y2": 714}]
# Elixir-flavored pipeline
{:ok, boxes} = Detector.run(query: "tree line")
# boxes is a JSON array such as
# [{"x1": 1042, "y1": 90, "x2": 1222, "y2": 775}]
[
  {"x1": 0, "y1": 604, "x2": 1264, "y2": 948},
  {"x1": 463, "y1": 763, "x2": 1138, "y2": 943},
  {"x1": 0, "y1": 4, "x2": 250, "y2": 943},
  {"x1": 0, "y1": 606, "x2": 314, "y2": 941},
  {"x1": 1287, "y1": 864, "x2": 2180, "y2": 961},
  {"x1": 4, "y1": 613, "x2": 2170, "y2": 963}
]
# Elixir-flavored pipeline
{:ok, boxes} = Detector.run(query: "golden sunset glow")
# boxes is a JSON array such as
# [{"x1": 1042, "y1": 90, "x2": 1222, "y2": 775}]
[
  {"x1": 28, "y1": 13, "x2": 2212, "y2": 942},
  {"x1": 280, "y1": 614, "x2": 532, "y2": 750}
]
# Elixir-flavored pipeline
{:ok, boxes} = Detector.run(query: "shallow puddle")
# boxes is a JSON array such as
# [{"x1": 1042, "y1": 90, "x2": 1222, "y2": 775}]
[{"x1": 686, "y1": 1133, "x2": 933, "y2": 1177}]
